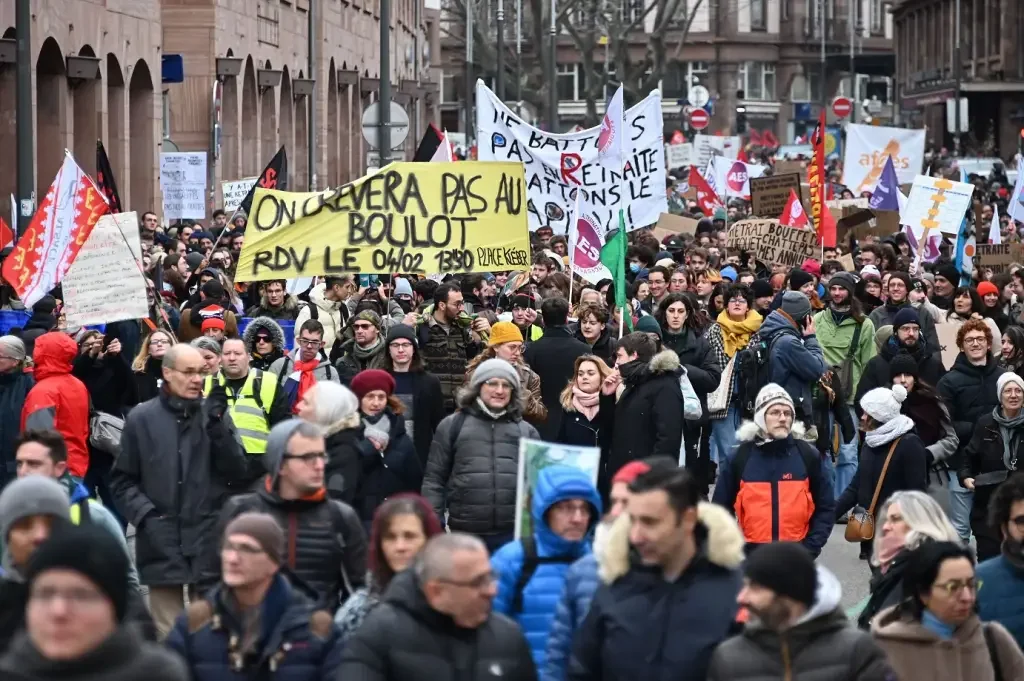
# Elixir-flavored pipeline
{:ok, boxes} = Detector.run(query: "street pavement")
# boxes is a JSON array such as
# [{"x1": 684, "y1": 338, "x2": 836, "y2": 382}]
[{"x1": 820, "y1": 524, "x2": 872, "y2": 613}]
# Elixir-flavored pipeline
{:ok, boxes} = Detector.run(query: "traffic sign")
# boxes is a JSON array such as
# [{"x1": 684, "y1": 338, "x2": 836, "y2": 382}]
[
  {"x1": 361, "y1": 102, "x2": 410, "y2": 150},
  {"x1": 689, "y1": 85, "x2": 711, "y2": 108},
  {"x1": 689, "y1": 108, "x2": 710, "y2": 130},
  {"x1": 832, "y1": 97, "x2": 853, "y2": 119}
]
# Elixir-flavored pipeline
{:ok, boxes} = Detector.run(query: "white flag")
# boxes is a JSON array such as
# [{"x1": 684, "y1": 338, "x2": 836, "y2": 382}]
[
  {"x1": 430, "y1": 130, "x2": 454, "y2": 163},
  {"x1": 1009, "y1": 158, "x2": 1024, "y2": 224},
  {"x1": 598, "y1": 86, "x2": 626, "y2": 172},
  {"x1": 990, "y1": 203, "x2": 1002, "y2": 245}
]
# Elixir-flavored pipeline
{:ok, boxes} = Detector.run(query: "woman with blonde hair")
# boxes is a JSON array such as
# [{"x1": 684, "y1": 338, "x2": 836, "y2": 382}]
[
  {"x1": 555, "y1": 354, "x2": 612, "y2": 448},
  {"x1": 464, "y1": 321, "x2": 546, "y2": 424},
  {"x1": 296, "y1": 380, "x2": 362, "y2": 503},
  {"x1": 131, "y1": 328, "x2": 178, "y2": 403},
  {"x1": 855, "y1": 490, "x2": 960, "y2": 630}
]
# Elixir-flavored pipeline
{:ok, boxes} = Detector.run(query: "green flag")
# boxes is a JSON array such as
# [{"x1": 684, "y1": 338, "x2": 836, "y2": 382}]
[{"x1": 599, "y1": 210, "x2": 632, "y2": 332}]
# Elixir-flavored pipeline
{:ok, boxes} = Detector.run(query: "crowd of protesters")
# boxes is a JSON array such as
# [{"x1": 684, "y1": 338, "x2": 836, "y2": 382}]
[{"x1": 0, "y1": 154, "x2": 1023, "y2": 681}]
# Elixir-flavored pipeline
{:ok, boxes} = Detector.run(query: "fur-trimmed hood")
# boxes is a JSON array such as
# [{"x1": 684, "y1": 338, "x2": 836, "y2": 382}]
[
  {"x1": 735, "y1": 419, "x2": 807, "y2": 443},
  {"x1": 242, "y1": 316, "x2": 287, "y2": 350},
  {"x1": 649, "y1": 349, "x2": 681, "y2": 374},
  {"x1": 598, "y1": 501, "x2": 744, "y2": 584}
]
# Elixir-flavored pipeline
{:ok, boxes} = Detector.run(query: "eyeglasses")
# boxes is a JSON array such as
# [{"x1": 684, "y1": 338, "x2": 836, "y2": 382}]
[
  {"x1": 483, "y1": 379, "x2": 513, "y2": 390},
  {"x1": 30, "y1": 586, "x2": 107, "y2": 607},
  {"x1": 963, "y1": 336, "x2": 988, "y2": 346},
  {"x1": 1010, "y1": 515, "x2": 1024, "y2": 529},
  {"x1": 283, "y1": 452, "x2": 327, "y2": 463},
  {"x1": 390, "y1": 341, "x2": 414, "y2": 350},
  {"x1": 932, "y1": 578, "x2": 978, "y2": 596},
  {"x1": 222, "y1": 540, "x2": 266, "y2": 556},
  {"x1": 296, "y1": 338, "x2": 322, "y2": 347},
  {"x1": 439, "y1": 571, "x2": 497, "y2": 590},
  {"x1": 728, "y1": 297, "x2": 748, "y2": 305},
  {"x1": 552, "y1": 500, "x2": 592, "y2": 518},
  {"x1": 352, "y1": 323, "x2": 376, "y2": 331},
  {"x1": 149, "y1": 338, "x2": 170, "y2": 347}
]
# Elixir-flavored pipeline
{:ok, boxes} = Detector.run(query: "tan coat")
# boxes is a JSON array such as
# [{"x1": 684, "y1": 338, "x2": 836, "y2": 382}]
[{"x1": 871, "y1": 607, "x2": 1024, "y2": 681}]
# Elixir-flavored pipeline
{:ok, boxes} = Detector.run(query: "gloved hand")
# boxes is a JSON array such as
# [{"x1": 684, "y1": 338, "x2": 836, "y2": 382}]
[{"x1": 206, "y1": 382, "x2": 229, "y2": 422}]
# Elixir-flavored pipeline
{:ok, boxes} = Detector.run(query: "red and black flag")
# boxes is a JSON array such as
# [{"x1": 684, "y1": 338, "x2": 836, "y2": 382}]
[
  {"x1": 413, "y1": 124, "x2": 446, "y2": 162},
  {"x1": 95, "y1": 140, "x2": 123, "y2": 213},
  {"x1": 234, "y1": 146, "x2": 288, "y2": 219}
]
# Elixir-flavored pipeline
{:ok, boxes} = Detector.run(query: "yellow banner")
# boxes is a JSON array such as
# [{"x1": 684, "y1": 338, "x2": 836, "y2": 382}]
[{"x1": 234, "y1": 162, "x2": 530, "y2": 281}]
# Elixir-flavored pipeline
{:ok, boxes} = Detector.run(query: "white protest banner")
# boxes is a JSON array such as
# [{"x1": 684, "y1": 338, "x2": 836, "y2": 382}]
[
  {"x1": 1009, "y1": 158, "x2": 1024, "y2": 224},
  {"x1": 476, "y1": 80, "x2": 667, "y2": 233},
  {"x1": 222, "y1": 177, "x2": 258, "y2": 213},
  {"x1": 709, "y1": 157, "x2": 767, "y2": 199},
  {"x1": 903, "y1": 175, "x2": 975, "y2": 236},
  {"x1": 62, "y1": 211, "x2": 149, "y2": 326},
  {"x1": 726, "y1": 218, "x2": 817, "y2": 268},
  {"x1": 842, "y1": 124, "x2": 926, "y2": 195},
  {"x1": 160, "y1": 152, "x2": 207, "y2": 220},
  {"x1": 694, "y1": 134, "x2": 741, "y2": 167},
  {"x1": 665, "y1": 143, "x2": 694, "y2": 170}
]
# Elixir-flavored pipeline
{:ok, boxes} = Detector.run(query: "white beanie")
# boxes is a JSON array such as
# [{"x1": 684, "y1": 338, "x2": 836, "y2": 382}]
[
  {"x1": 998, "y1": 372, "x2": 1024, "y2": 398},
  {"x1": 753, "y1": 383, "x2": 795, "y2": 435},
  {"x1": 860, "y1": 384, "x2": 908, "y2": 423}
]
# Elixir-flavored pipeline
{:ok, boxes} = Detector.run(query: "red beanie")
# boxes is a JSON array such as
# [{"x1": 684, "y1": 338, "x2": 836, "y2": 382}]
[
  {"x1": 612, "y1": 460, "x2": 651, "y2": 485},
  {"x1": 977, "y1": 281, "x2": 1000, "y2": 297},
  {"x1": 350, "y1": 369, "x2": 396, "y2": 399},
  {"x1": 201, "y1": 316, "x2": 226, "y2": 332}
]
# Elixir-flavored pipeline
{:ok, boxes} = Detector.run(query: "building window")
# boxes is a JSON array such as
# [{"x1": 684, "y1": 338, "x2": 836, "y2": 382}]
[
  {"x1": 870, "y1": 0, "x2": 884, "y2": 34},
  {"x1": 557, "y1": 63, "x2": 578, "y2": 101},
  {"x1": 739, "y1": 62, "x2": 776, "y2": 100},
  {"x1": 750, "y1": 0, "x2": 766, "y2": 30},
  {"x1": 790, "y1": 70, "x2": 823, "y2": 102},
  {"x1": 441, "y1": 71, "x2": 459, "y2": 103}
]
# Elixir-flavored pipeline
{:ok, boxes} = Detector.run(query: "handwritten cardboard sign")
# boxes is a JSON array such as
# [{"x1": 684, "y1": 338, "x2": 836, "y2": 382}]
[
  {"x1": 726, "y1": 218, "x2": 817, "y2": 268},
  {"x1": 750, "y1": 173, "x2": 802, "y2": 219},
  {"x1": 976, "y1": 243, "x2": 1024, "y2": 274}
]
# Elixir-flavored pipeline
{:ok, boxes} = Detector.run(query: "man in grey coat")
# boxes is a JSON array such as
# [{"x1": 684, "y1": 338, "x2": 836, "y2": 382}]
[
  {"x1": 110, "y1": 343, "x2": 249, "y2": 639},
  {"x1": 421, "y1": 358, "x2": 539, "y2": 553}
]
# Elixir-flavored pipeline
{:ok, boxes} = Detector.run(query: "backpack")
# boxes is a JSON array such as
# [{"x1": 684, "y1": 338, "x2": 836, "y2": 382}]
[
  {"x1": 730, "y1": 439, "x2": 822, "y2": 496},
  {"x1": 734, "y1": 335, "x2": 777, "y2": 420},
  {"x1": 511, "y1": 535, "x2": 577, "y2": 614}
]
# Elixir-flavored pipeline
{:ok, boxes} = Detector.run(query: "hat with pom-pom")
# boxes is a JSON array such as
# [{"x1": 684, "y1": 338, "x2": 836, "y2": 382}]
[{"x1": 860, "y1": 384, "x2": 908, "y2": 424}]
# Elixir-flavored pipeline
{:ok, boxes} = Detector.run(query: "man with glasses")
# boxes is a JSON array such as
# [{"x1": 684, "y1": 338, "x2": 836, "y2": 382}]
[
  {"x1": 338, "y1": 533, "x2": 537, "y2": 681},
  {"x1": 336, "y1": 310, "x2": 389, "y2": 384},
  {"x1": 646, "y1": 266, "x2": 670, "y2": 306},
  {"x1": 168, "y1": 512, "x2": 344, "y2": 679},
  {"x1": 417, "y1": 283, "x2": 488, "y2": 413},
  {"x1": 208, "y1": 420, "x2": 366, "y2": 614},
  {"x1": 270, "y1": 320, "x2": 340, "y2": 412},
  {"x1": 111, "y1": 343, "x2": 249, "y2": 639},
  {"x1": 383, "y1": 325, "x2": 444, "y2": 467},
  {"x1": 245, "y1": 279, "x2": 301, "y2": 321}
]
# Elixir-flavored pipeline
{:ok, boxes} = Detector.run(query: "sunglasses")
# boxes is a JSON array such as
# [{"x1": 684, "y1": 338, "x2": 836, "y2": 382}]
[{"x1": 255, "y1": 335, "x2": 272, "y2": 343}]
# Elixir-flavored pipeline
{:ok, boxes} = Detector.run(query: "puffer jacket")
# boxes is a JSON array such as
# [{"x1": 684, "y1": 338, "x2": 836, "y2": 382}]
[
  {"x1": 937, "y1": 352, "x2": 1004, "y2": 468},
  {"x1": 708, "y1": 566, "x2": 892, "y2": 681},
  {"x1": 872, "y1": 607, "x2": 1024, "y2": 681},
  {"x1": 567, "y1": 503, "x2": 745, "y2": 681},
  {"x1": 757, "y1": 311, "x2": 827, "y2": 421},
  {"x1": 336, "y1": 568, "x2": 537, "y2": 681},
  {"x1": 294, "y1": 283, "x2": 349, "y2": 356},
  {"x1": 245, "y1": 292, "x2": 303, "y2": 321},
  {"x1": 421, "y1": 389, "x2": 540, "y2": 536},
  {"x1": 21, "y1": 333, "x2": 91, "y2": 478},
  {"x1": 491, "y1": 466, "x2": 602, "y2": 668},
  {"x1": 207, "y1": 476, "x2": 367, "y2": 612},
  {"x1": 166, "y1": 574, "x2": 343, "y2": 681},
  {"x1": 242, "y1": 316, "x2": 288, "y2": 371},
  {"x1": 977, "y1": 550, "x2": 1024, "y2": 651}
]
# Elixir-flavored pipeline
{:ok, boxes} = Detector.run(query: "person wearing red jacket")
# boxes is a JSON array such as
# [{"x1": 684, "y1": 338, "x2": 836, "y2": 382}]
[{"x1": 20, "y1": 332, "x2": 90, "y2": 480}]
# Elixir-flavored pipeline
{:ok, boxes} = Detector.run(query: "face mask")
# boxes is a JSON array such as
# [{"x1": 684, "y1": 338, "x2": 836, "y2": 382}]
[{"x1": 629, "y1": 263, "x2": 640, "y2": 274}]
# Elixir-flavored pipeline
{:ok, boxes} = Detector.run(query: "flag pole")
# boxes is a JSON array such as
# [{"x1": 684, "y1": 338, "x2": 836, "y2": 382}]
[{"x1": 568, "y1": 189, "x2": 580, "y2": 308}]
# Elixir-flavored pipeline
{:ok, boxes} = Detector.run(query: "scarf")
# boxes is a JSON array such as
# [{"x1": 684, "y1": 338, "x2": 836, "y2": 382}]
[
  {"x1": 362, "y1": 411, "x2": 392, "y2": 450},
  {"x1": 475, "y1": 397, "x2": 508, "y2": 420},
  {"x1": 353, "y1": 336, "x2": 384, "y2": 361},
  {"x1": 571, "y1": 386, "x2": 600, "y2": 421},
  {"x1": 992, "y1": 406, "x2": 1024, "y2": 471},
  {"x1": 921, "y1": 609, "x2": 956, "y2": 639},
  {"x1": 292, "y1": 357, "x2": 321, "y2": 414},
  {"x1": 876, "y1": 531, "x2": 906, "y2": 571},
  {"x1": 717, "y1": 310, "x2": 762, "y2": 357},
  {"x1": 864, "y1": 414, "x2": 915, "y2": 448}
]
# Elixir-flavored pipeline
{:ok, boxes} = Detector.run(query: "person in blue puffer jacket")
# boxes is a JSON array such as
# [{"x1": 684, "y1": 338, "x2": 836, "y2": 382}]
[{"x1": 491, "y1": 464, "x2": 602, "y2": 668}]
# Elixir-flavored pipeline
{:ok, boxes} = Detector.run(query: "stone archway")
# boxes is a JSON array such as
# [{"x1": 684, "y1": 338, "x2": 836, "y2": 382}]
[
  {"x1": 259, "y1": 61, "x2": 277, "y2": 166},
  {"x1": 36, "y1": 37, "x2": 67, "y2": 191},
  {"x1": 128, "y1": 59, "x2": 155, "y2": 213},
  {"x1": 327, "y1": 59, "x2": 339, "y2": 187},
  {"x1": 241, "y1": 57, "x2": 258, "y2": 175},
  {"x1": 294, "y1": 70, "x2": 308, "y2": 191},
  {"x1": 72, "y1": 45, "x2": 100, "y2": 176},
  {"x1": 105, "y1": 54, "x2": 126, "y2": 193},
  {"x1": 279, "y1": 68, "x2": 293, "y2": 177},
  {"x1": 0, "y1": 28, "x2": 17, "y2": 216}
]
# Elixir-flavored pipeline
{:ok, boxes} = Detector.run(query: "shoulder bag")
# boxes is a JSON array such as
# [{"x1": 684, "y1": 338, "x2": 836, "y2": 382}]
[{"x1": 845, "y1": 436, "x2": 901, "y2": 542}]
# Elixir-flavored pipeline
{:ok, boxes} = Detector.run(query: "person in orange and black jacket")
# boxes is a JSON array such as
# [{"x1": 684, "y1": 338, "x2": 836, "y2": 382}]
[{"x1": 712, "y1": 383, "x2": 834, "y2": 558}]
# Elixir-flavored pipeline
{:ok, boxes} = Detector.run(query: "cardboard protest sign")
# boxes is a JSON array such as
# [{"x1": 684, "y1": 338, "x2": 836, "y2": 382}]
[
  {"x1": 62, "y1": 212, "x2": 149, "y2": 326},
  {"x1": 751, "y1": 174, "x2": 802, "y2": 219},
  {"x1": 935, "y1": 322, "x2": 960, "y2": 370},
  {"x1": 651, "y1": 213, "x2": 699, "y2": 243},
  {"x1": 726, "y1": 218, "x2": 817, "y2": 268},
  {"x1": 476, "y1": 81, "x2": 666, "y2": 233},
  {"x1": 234, "y1": 162, "x2": 531, "y2": 282},
  {"x1": 665, "y1": 143, "x2": 694, "y2": 170},
  {"x1": 775, "y1": 160, "x2": 808, "y2": 182},
  {"x1": 976, "y1": 243, "x2": 1024, "y2": 274},
  {"x1": 160, "y1": 152, "x2": 207, "y2": 220},
  {"x1": 839, "y1": 253, "x2": 856, "y2": 271}
]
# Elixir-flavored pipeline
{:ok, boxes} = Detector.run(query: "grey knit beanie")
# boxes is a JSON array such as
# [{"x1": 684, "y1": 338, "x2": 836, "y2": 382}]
[
  {"x1": 0, "y1": 476, "x2": 70, "y2": 541},
  {"x1": 781, "y1": 291, "x2": 812, "y2": 324},
  {"x1": 470, "y1": 358, "x2": 521, "y2": 392},
  {"x1": 0, "y1": 335, "x2": 26, "y2": 363}
]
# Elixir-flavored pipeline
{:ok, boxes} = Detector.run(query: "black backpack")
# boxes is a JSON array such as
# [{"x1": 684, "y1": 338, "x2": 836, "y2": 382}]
[
  {"x1": 510, "y1": 535, "x2": 577, "y2": 614},
  {"x1": 734, "y1": 335, "x2": 777, "y2": 420}
]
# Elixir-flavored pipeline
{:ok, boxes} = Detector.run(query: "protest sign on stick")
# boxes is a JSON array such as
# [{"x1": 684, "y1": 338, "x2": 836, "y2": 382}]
[
  {"x1": 750, "y1": 174, "x2": 802, "y2": 219},
  {"x1": 976, "y1": 243, "x2": 1024, "y2": 275},
  {"x1": 222, "y1": 178, "x2": 258, "y2": 213},
  {"x1": 234, "y1": 162, "x2": 531, "y2": 282},
  {"x1": 727, "y1": 218, "x2": 817, "y2": 268},
  {"x1": 160, "y1": 152, "x2": 207, "y2": 220}
]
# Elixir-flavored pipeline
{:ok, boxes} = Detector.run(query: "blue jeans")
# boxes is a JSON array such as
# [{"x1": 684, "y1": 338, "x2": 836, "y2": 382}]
[
  {"x1": 834, "y1": 406, "x2": 859, "y2": 501},
  {"x1": 946, "y1": 473, "x2": 974, "y2": 543},
  {"x1": 820, "y1": 448, "x2": 837, "y2": 493},
  {"x1": 710, "y1": 405, "x2": 740, "y2": 465}
]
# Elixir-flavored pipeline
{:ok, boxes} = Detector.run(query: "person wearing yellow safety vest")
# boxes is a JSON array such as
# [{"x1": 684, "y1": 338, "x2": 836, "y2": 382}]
[
  {"x1": 203, "y1": 339, "x2": 291, "y2": 487},
  {"x1": 11, "y1": 429, "x2": 143, "y2": 599}
]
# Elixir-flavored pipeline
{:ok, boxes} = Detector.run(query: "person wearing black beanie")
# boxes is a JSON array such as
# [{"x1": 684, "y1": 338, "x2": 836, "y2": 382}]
[
  {"x1": 708, "y1": 542, "x2": 893, "y2": 679},
  {"x1": 750, "y1": 279, "x2": 775, "y2": 314},
  {"x1": 0, "y1": 523, "x2": 188, "y2": 681},
  {"x1": 788, "y1": 268, "x2": 815, "y2": 296},
  {"x1": 932, "y1": 264, "x2": 960, "y2": 310}
]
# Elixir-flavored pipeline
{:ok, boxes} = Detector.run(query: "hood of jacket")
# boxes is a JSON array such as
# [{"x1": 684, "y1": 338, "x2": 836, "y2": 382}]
[
  {"x1": 871, "y1": 605, "x2": 984, "y2": 644},
  {"x1": 32, "y1": 332, "x2": 77, "y2": 381},
  {"x1": 259, "y1": 292, "x2": 300, "y2": 312},
  {"x1": 735, "y1": 419, "x2": 808, "y2": 443},
  {"x1": 532, "y1": 465, "x2": 603, "y2": 558},
  {"x1": 309, "y1": 282, "x2": 343, "y2": 313},
  {"x1": 242, "y1": 316, "x2": 287, "y2": 350},
  {"x1": 758, "y1": 310, "x2": 801, "y2": 344},
  {"x1": 598, "y1": 501, "x2": 744, "y2": 584}
]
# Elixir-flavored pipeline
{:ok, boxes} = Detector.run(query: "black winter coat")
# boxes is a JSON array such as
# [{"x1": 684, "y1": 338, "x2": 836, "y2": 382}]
[
  {"x1": 835, "y1": 433, "x2": 929, "y2": 519},
  {"x1": 389, "y1": 369, "x2": 445, "y2": 467},
  {"x1": 207, "y1": 480, "x2": 367, "y2": 611},
  {"x1": 523, "y1": 326, "x2": 592, "y2": 440},
  {"x1": 660, "y1": 327, "x2": 722, "y2": 427},
  {"x1": 325, "y1": 427, "x2": 363, "y2": 505},
  {"x1": 72, "y1": 351, "x2": 135, "y2": 417},
  {"x1": 353, "y1": 411, "x2": 424, "y2": 525},
  {"x1": 131, "y1": 357, "x2": 163, "y2": 406},
  {"x1": 857, "y1": 550, "x2": 912, "y2": 630},
  {"x1": 937, "y1": 353, "x2": 1005, "y2": 466},
  {"x1": 19, "y1": 312, "x2": 55, "y2": 359},
  {"x1": 856, "y1": 337, "x2": 947, "y2": 412},
  {"x1": 960, "y1": 412, "x2": 1024, "y2": 558},
  {"x1": 337, "y1": 569, "x2": 538, "y2": 681},
  {"x1": 573, "y1": 326, "x2": 616, "y2": 367},
  {"x1": 554, "y1": 405, "x2": 606, "y2": 450}
]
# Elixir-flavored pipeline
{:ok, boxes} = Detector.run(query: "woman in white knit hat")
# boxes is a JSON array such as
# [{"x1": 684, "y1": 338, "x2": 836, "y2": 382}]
[
  {"x1": 960, "y1": 371, "x2": 1024, "y2": 560},
  {"x1": 836, "y1": 383, "x2": 930, "y2": 560}
]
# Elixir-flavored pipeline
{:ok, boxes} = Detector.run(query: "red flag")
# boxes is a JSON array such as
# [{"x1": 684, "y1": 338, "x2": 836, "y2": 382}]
[
  {"x1": 1, "y1": 154, "x2": 109, "y2": 306},
  {"x1": 0, "y1": 216, "x2": 13, "y2": 249},
  {"x1": 688, "y1": 165, "x2": 723, "y2": 217},
  {"x1": 779, "y1": 189, "x2": 809, "y2": 228},
  {"x1": 738, "y1": 146, "x2": 749, "y2": 163},
  {"x1": 748, "y1": 129, "x2": 764, "y2": 146},
  {"x1": 808, "y1": 112, "x2": 837, "y2": 247},
  {"x1": 762, "y1": 130, "x2": 779, "y2": 148},
  {"x1": 670, "y1": 130, "x2": 685, "y2": 145}
]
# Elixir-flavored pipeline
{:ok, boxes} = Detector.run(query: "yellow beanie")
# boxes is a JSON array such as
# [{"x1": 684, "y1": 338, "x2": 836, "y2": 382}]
[{"x1": 488, "y1": 321, "x2": 524, "y2": 347}]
